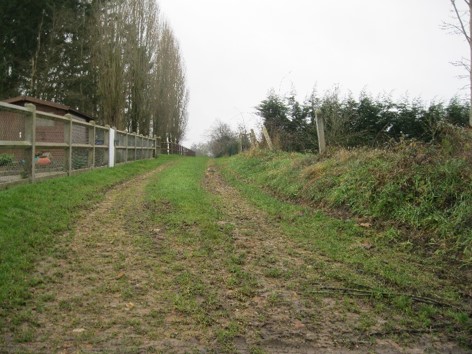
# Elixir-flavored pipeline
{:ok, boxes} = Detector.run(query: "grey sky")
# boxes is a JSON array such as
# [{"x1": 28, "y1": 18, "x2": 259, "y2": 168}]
[{"x1": 157, "y1": 0, "x2": 468, "y2": 146}]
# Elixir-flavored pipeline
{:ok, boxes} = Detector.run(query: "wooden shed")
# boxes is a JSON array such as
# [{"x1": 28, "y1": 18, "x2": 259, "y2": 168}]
[
  {"x1": 3, "y1": 96, "x2": 93, "y2": 121},
  {"x1": 1, "y1": 95, "x2": 95, "y2": 141}
]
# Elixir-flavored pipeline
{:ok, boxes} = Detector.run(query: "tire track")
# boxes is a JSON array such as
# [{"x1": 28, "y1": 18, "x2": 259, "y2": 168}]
[{"x1": 5, "y1": 163, "x2": 181, "y2": 353}]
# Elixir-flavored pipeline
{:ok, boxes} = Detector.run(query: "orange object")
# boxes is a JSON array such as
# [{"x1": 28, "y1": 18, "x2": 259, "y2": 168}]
[{"x1": 37, "y1": 157, "x2": 51, "y2": 166}]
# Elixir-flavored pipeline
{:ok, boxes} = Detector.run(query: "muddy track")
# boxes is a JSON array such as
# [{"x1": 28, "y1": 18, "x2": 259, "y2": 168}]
[
  {"x1": 1, "y1": 159, "x2": 467, "y2": 353},
  {"x1": 204, "y1": 164, "x2": 378, "y2": 353},
  {"x1": 2, "y1": 163, "x2": 179, "y2": 353},
  {"x1": 202, "y1": 163, "x2": 468, "y2": 354}
]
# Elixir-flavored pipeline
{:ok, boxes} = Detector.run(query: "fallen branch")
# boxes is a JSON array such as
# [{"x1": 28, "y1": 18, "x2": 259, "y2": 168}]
[
  {"x1": 367, "y1": 322, "x2": 456, "y2": 337},
  {"x1": 310, "y1": 286, "x2": 460, "y2": 309}
]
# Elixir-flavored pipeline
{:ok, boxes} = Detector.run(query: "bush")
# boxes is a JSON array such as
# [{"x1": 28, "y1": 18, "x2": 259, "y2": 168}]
[
  {"x1": 209, "y1": 121, "x2": 240, "y2": 157},
  {"x1": 0, "y1": 154, "x2": 13, "y2": 166}
]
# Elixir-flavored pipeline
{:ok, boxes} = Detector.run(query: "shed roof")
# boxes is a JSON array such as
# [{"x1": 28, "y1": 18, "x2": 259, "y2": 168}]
[{"x1": 2, "y1": 96, "x2": 94, "y2": 122}]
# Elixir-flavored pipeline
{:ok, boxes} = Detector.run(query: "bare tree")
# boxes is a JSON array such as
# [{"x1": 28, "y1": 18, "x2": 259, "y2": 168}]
[
  {"x1": 447, "y1": 0, "x2": 472, "y2": 127},
  {"x1": 91, "y1": 1, "x2": 128, "y2": 129},
  {"x1": 154, "y1": 22, "x2": 189, "y2": 142},
  {"x1": 2, "y1": 0, "x2": 189, "y2": 137},
  {"x1": 208, "y1": 120, "x2": 239, "y2": 157},
  {"x1": 125, "y1": 0, "x2": 160, "y2": 135},
  {"x1": 91, "y1": 1, "x2": 188, "y2": 137}
]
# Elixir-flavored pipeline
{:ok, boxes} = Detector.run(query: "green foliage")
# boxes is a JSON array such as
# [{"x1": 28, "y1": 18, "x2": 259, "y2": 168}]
[
  {"x1": 255, "y1": 89, "x2": 470, "y2": 153},
  {"x1": 0, "y1": 0, "x2": 94, "y2": 106},
  {"x1": 255, "y1": 91, "x2": 289, "y2": 134},
  {"x1": 0, "y1": 153, "x2": 13, "y2": 166},
  {"x1": 256, "y1": 91, "x2": 315, "y2": 151}
]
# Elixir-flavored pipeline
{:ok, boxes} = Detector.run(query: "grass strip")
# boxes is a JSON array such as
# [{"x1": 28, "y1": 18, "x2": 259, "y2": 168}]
[
  {"x1": 0, "y1": 156, "x2": 176, "y2": 310},
  {"x1": 143, "y1": 157, "x2": 262, "y2": 351}
]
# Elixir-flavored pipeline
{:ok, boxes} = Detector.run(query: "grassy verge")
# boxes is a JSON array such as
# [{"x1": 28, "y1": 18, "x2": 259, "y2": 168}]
[
  {"x1": 220, "y1": 130, "x2": 472, "y2": 264},
  {"x1": 217, "y1": 152, "x2": 472, "y2": 346},
  {"x1": 0, "y1": 156, "x2": 175, "y2": 311}
]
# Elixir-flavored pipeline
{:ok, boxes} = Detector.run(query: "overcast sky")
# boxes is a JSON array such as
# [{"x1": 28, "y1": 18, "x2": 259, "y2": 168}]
[{"x1": 157, "y1": 0, "x2": 468, "y2": 146}]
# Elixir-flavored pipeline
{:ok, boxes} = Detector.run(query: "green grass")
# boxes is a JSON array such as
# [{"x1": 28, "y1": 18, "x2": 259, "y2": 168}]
[
  {"x1": 218, "y1": 157, "x2": 450, "y2": 291},
  {"x1": 1, "y1": 151, "x2": 471, "y2": 350},
  {"x1": 141, "y1": 157, "x2": 259, "y2": 350},
  {"x1": 216, "y1": 154, "x2": 472, "y2": 343},
  {"x1": 0, "y1": 156, "x2": 175, "y2": 311},
  {"x1": 221, "y1": 137, "x2": 472, "y2": 264}
]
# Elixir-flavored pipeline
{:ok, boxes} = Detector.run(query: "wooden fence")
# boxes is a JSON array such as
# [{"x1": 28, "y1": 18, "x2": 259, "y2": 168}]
[{"x1": 0, "y1": 102, "x2": 194, "y2": 187}]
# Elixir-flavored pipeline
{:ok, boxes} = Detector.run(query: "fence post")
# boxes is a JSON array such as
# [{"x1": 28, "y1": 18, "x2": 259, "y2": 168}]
[
  {"x1": 250, "y1": 129, "x2": 259, "y2": 148},
  {"x1": 125, "y1": 132, "x2": 129, "y2": 163},
  {"x1": 139, "y1": 135, "x2": 143, "y2": 159},
  {"x1": 149, "y1": 136, "x2": 153, "y2": 159},
  {"x1": 89, "y1": 120, "x2": 96, "y2": 169},
  {"x1": 25, "y1": 103, "x2": 36, "y2": 182},
  {"x1": 65, "y1": 114, "x2": 73, "y2": 175},
  {"x1": 109, "y1": 127, "x2": 115, "y2": 167},
  {"x1": 104, "y1": 125, "x2": 110, "y2": 166},
  {"x1": 315, "y1": 110, "x2": 326, "y2": 154},
  {"x1": 262, "y1": 125, "x2": 273, "y2": 151}
]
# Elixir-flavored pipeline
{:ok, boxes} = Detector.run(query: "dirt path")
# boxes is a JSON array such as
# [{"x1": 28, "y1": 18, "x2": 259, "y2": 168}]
[
  {"x1": 2, "y1": 159, "x2": 467, "y2": 353},
  {"x1": 203, "y1": 164, "x2": 381, "y2": 353},
  {"x1": 3, "y1": 163, "x2": 191, "y2": 353},
  {"x1": 201, "y1": 163, "x2": 465, "y2": 353}
]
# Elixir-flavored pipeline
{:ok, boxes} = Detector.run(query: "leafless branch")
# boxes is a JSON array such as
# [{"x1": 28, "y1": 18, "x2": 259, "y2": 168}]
[
  {"x1": 447, "y1": 0, "x2": 472, "y2": 126},
  {"x1": 442, "y1": 21, "x2": 470, "y2": 36},
  {"x1": 451, "y1": 0, "x2": 471, "y2": 43},
  {"x1": 310, "y1": 286, "x2": 462, "y2": 309},
  {"x1": 451, "y1": 58, "x2": 471, "y2": 71}
]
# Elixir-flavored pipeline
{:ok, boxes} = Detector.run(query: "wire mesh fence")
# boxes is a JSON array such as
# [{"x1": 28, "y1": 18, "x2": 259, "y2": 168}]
[
  {"x1": 160, "y1": 141, "x2": 196, "y2": 156},
  {"x1": 0, "y1": 102, "x2": 159, "y2": 187},
  {"x1": 0, "y1": 105, "x2": 32, "y2": 183}
]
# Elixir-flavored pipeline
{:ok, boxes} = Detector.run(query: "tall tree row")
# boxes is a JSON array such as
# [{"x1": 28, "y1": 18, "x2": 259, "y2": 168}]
[
  {"x1": 0, "y1": 0, "x2": 188, "y2": 141},
  {"x1": 154, "y1": 22, "x2": 189, "y2": 144}
]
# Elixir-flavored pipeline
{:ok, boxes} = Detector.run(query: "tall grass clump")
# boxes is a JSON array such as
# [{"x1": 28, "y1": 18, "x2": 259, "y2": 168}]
[{"x1": 224, "y1": 126, "x2": 472, "y2": 264}]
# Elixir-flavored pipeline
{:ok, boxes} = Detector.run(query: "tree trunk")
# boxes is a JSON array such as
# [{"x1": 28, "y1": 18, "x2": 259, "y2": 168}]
[
  {"x1": 470, "y1": 0, "x2": 472, "y2": 127},
  {"x1": 450, "y1": 0, "x2": 472, "y2": 127}
]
